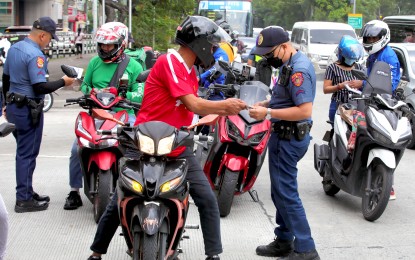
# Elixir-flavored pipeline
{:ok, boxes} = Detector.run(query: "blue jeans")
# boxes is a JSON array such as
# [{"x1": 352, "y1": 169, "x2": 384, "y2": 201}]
[
  {"x1": 7, "y1": 103, "x2": 44, "y2": 201},
  {"x1": 69, "y1": 114, "x2": 136, "y2": 189},
  {"x1": 329, "y1": 100, "x2": 337, "y2": 123},
  {"x1": 268, "y1": 133, "x2": 316, "y2": 253},
  {"x1": 90, "y1": 148, "x2": 222, "y2": 256}
]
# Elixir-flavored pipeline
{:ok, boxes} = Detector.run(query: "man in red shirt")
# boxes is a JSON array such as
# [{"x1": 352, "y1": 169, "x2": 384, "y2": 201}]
[{"x1": 87, "y1": 16, "x2": 246, "y2": 260}]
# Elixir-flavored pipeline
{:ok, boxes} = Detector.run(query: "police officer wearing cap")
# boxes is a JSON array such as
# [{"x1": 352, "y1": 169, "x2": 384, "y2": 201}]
[
  {"x1": 2, "y1": 16, "x2": 75, "y2": 213},
  {"x1": 249, "y1": 26, "x2": 320, "y2": 260}
]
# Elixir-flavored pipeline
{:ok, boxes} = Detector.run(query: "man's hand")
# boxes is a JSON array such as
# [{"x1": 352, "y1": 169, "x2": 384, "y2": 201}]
[
  {"x1": 248, "y1": 105, "x2": 267, "y2": 120},
  {"x1": 62, "y1": 75, "x2": 76, "y2": 87},
  {"x1": 224, "y1": 98, "x2": 247, "y2": 115}
]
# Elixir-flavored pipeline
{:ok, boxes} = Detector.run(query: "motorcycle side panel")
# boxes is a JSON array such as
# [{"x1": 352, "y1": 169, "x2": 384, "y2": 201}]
[
  {"x1": 88, "y1": 150, "x2": 116, "y2": 171},
  {"x1": 333, "y1": 113, "x2": 349, "y2": 148},
  {"x1": 367, "y1": 148, "x2": 396, "y2": 169}
]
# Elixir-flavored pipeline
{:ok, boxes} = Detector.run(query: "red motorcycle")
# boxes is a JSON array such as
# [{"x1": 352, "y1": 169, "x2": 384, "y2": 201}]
[
  {"x1": 198, "y1": 61, "x2": 272, "y2": 217},
  {"x1": 64, "y1": 66, "x2": 140, "y2": 223}
]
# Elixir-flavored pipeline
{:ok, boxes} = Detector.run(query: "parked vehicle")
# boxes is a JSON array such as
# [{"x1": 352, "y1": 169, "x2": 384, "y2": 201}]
[
  {"x1": 390, "y1": 43, "x2": 415, "y2": 148},
  {"x1": 291, "y1": 21, "x2": 357, "y2": 72},
  {"x1": 383, "y1": 15, "x2": 415, "y2": 43},
  {"x1": 198, "y1": 61, "x2": 271, "y2": 217},
  {"x1": 63, "y1": 65, "x2": 140, "y2": 222},
  {"x1": 239, "y1": 36, "x2": 256, "y2": 63},
  {"x1": 314, "y1": 61, "x2": 412, "y2": 221},
  {"x1": 98, "y1": 109, "x2": 216, "y2": 260}
]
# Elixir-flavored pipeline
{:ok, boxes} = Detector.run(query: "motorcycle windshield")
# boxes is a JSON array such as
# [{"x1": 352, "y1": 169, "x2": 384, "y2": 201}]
[{"x1": 238, "y1": 81, "x2": 270, "y2": 124}]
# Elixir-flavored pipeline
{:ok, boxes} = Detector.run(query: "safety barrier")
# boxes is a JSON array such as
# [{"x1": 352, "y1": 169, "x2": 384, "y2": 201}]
[{"x1": 4, "y1": 32, "x2": 95, "y2": 59}]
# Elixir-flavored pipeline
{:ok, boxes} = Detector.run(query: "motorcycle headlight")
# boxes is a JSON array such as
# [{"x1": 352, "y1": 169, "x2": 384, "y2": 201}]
[
  {"x1": 157, "y1": 133, "x2": 175, "y2": 156},
  {"x1": 227, "y1": 120, "x2": 242, "y2": 140},
  {"x1": 248, "y1": 131, "x2": 267, "y2": 145},
  {"x1": 137, "y1": 132, "x2": 155, "y2": 155},
  {"x1": 121, "y1": 174, "x2": 144, "y2": 194},
  {"x1": 160, "y1": 175, "x2": 184, "y2": 193},
  {"x1": 76, "y1": 115, "x2": 92, "y2": 140}
]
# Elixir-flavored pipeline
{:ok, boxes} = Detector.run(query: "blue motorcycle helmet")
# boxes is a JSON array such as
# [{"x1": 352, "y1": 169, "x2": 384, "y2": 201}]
[{"x1": 337, "y1": 35, "x2": 364, "y2": 66}]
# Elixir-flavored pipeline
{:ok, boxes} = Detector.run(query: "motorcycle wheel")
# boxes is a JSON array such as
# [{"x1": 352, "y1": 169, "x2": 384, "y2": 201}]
[
  {"x1": 93, "y1": 170, "x2": 112, "y2": 223},
  {"x1": 405, "y1": 115, "x2": 415, "y2": 149},
  {"x1": 217, "y1": 169, "x2": 238, "y2": 217},
  {"x1": 142, "y1": 233, "x2": 158, "y2": 260},
  {"x1": 361, "y1": 164, "x2": 393, "y2": 222},
  {"x1": 322, "y1": 163, "x2": 340, "y2": 196},
  {"x1": 132, "y1": 228, "x2": 142, "y2": 260},
  {"x1": 43, "y1": 93, "x2": 53, "y2": 112}
]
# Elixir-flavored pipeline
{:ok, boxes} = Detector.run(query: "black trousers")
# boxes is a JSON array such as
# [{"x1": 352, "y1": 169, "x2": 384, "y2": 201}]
[{"x1": 90, "y1": 148, "x2": 223, "y2": 256}]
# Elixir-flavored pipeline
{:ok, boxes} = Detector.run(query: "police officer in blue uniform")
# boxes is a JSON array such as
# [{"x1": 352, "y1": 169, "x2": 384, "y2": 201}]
[
  {"x1": 249, "y1": 26, "x2": 320, "y2": 260},
  {"x1": 2, "y1": 17, "x2": 75, "y2": 213}
]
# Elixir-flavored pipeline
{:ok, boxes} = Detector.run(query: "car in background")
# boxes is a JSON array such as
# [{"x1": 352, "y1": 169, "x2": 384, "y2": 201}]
[
  {"x1": 3, "y1": 25, "x2": 32, "y2": 44},
  {"x1": 389, "y1": 43, "x2": 415, "y2": 149},
  {"x1": 239, "y1": 36, "x2": 256, "y2": 63}
]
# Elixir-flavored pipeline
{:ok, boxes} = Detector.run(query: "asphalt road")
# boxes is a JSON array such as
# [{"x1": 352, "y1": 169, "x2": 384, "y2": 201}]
[{"x1": 0, "y1": 56, "x2": 415, "y2": 260}]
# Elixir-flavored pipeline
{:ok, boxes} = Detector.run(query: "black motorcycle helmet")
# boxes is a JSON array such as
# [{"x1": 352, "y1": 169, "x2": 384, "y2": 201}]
[{"x1": 175, "y1": 16, "x2": 225, "y2": 69}]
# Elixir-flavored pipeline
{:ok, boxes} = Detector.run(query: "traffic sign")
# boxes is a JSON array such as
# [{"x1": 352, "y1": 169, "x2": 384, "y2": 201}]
[{"x1": 348, "y1": 13, "x2": 363, "y2": 29}]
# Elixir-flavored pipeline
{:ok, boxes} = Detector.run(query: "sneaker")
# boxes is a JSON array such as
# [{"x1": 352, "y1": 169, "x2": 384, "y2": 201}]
[
  {"x1": 278, "y1": 249, "x2": 320, "y2": 260},
  {"x1": 390, "y1": 187, "x2": 396, "y2": 200},
  {"x1": 256, "y1": 238, "x2": 293, "y2": 257},
  {"x1": 15, "y1": 198, "x2": 49, "y2": 213},
  {"x1": 64, "y1": 191, "x2": 83, "y2": 210},
  {"x1": 205, "y1": 255, "x2": 220, "y2": 260}
]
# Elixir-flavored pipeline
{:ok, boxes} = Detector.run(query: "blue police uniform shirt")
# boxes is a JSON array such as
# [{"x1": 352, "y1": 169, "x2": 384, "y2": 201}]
[
  {"x1": 366, "y1": 45, "x2": 400, "y2": 92},
  {"x1": 269, "y1": 51, "x2": 316, "y2": 123},
  {"x1": 4, "y1": 37, "x2": 48, "y2": 98}
]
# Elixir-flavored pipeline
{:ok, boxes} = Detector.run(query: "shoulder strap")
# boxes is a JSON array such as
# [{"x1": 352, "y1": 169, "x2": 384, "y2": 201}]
[{"x1": 109, "y1": 55, "x2": 131, "y2": 88}]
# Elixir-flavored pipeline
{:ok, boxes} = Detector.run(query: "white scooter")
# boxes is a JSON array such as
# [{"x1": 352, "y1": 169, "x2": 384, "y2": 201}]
[{"x1": 314, "y1": 61, "x2": 412, "y2": 222}]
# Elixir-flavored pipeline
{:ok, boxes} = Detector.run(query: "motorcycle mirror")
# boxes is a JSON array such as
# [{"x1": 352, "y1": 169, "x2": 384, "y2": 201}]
[
  {"x1": 137, "y1": 69, "x2": 151, "y2": 83},
  {"x1": 0, "y1": 122, "x2": 15, "y2": 137},
  {"x1": 187, "y1": 114, "x2": 219, "y2": 129},
  {"x1": 92, "y1": 109, "x2": 125, "y2": 126},
  {"x1": 61, "y1": 65, "x2": 78, "y2": 78},
  {"x1": 351, "y1": 69, "x2": 367, "y2": 80},
  {"x1": 218, "y1": 60, "x2": 231, "y2": 72}
]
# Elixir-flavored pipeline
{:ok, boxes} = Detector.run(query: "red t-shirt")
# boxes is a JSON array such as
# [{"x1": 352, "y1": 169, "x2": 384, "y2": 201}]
[{"x1": 135, "y1": 50, "x2": 199, "y2": 156}]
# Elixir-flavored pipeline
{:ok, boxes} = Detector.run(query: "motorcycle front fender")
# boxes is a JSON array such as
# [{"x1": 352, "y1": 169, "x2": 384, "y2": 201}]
[
  {"x1": 222, "y1": 154, "x2": 249, "y2": 172},
  {"x1": 88, "y1": 151, "x2": 116, "y2": 171},
  {"x1": 134, "y1": 202, "x2": 168, "y2": 236},
  {"x1": 367, "y1": 148, "x2": 396, "y2": 169}
]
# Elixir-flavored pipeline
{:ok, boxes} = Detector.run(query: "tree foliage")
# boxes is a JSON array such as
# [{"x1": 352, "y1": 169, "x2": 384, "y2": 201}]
[{"x1": 253, "y1": 0, "x2": 415, "y2": 30}]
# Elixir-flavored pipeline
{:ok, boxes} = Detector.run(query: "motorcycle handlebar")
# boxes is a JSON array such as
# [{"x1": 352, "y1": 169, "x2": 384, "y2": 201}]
[
  {"x1": 65, "y1": 98, "x2": 80, "y2": 103},
  {"x1": 194, "y1": 135, "x2": 214, "y2": 143}
]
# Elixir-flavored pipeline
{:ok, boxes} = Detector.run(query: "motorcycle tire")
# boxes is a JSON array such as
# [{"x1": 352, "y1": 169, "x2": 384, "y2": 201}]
[
  {"x1": 405, "y1": 115, "x2": 415, "y2": 149},
  {"x1": 322, "y1": 163, "x2": 340, "y2": 196},
  {"x1": 132, "y1": 228, "x2": 141, "y2": 260},
  {"x1": 361, "y1": 163, "x2": 393, "y2": 222},
  {"x1": 217, "y1": 169, "x2": 239, "y2": 217},
  {"x1": 142, "y1": 233, "x2": 158, "y2": 260},
  {"x1": 93, "y1": 170, "x2": 112, "y2": 223},
  {"x1": 43, "y1": 93, "x2": 54, "y2": 112}
]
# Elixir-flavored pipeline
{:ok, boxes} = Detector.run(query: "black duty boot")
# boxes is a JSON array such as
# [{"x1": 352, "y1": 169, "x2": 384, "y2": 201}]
[
  {"x1": 256, "y1": 238, "x2": 293, "y2": 257},
  {"x1": 64, "y1": 191, "x2": 83, "y2": 210},
  {"x1": 205, "y1": 255, "x2": 220, "y2": 260},
  {"x1": 87, "y1": 256, "x2": 102, "y2": 260},
  {"x1": 278, "y1": 249, "x2": 320, "y2": 260},
  {"x1": 33, "y1": 192, "x2": 50, "y2": 202}
]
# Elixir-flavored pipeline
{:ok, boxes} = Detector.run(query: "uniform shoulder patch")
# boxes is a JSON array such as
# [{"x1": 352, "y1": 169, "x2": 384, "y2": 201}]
[
  {"x1": 36, "y1": 56, "x2": 45, "y2": 68},
  {"x1": 291, "y1": 72, "x2": 304, "y2": 87}
]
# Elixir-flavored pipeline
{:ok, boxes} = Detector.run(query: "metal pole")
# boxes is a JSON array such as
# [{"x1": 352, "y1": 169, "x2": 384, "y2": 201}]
[
  {"x1": 152, "y1": 5, "x2": 155, "y2": 49},
  {"x1": 93, "y1": 0, "x2": 97, "y2": 33},
  {"x1": 353, "y1": 0, "x2": 356, "y2": 14},
  {"x1": 129, "y1": 0, "x2": 132, "y2": 33},
  {"x1": 102, "y1": 0, "x2": 105, "y2": 24}
]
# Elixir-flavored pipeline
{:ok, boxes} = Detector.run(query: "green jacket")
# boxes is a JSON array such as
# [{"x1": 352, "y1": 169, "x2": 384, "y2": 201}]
[{"x1": 81, "y1": 55, "x2": 144, "y2": 115}]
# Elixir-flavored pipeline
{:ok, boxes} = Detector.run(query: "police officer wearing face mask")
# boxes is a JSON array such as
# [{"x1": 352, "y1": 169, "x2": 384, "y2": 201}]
[{"x1": 249, "y1": 26, "x2": 320, "y2": 260}]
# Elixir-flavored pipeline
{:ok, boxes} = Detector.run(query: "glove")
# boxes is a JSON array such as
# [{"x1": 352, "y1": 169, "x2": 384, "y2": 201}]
[{"x1": 108, "y1": 87, "x2": 118, "y2": 96}]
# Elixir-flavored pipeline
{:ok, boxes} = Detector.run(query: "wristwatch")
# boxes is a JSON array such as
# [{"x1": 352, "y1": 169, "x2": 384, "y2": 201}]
[{"x1": 265, "y1": 108, "x2": 272, "y2": 120}]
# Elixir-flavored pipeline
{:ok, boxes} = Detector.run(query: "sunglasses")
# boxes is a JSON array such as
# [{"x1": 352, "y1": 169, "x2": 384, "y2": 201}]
[{"x1": 264, "y1": 46, "x2": 279, "y2": 59}]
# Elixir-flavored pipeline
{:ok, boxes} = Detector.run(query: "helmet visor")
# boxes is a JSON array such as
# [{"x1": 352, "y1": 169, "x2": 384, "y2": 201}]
[{"x1": 361, "y1": 23, "x2": 387, "y2": 39}]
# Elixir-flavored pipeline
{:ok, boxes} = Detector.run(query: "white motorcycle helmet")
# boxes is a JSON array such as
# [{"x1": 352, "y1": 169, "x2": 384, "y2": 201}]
[{"x1": 361, "y1": 20, "x2": 390, "y2": 55}]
